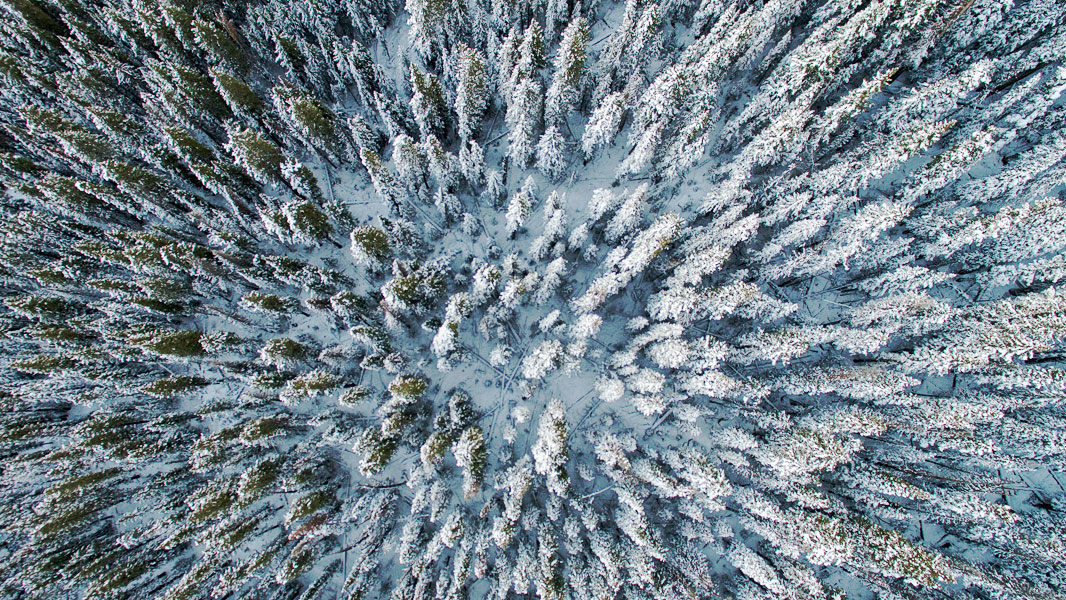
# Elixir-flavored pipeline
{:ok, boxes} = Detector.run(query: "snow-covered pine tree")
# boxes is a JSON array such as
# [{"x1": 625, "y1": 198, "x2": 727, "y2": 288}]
[
  {"x1": 546, "y1": 17, "x2": 589, "y2": 125},
  {"x1": 455, "y1": 45, "x2": 490, "y2": 141}
]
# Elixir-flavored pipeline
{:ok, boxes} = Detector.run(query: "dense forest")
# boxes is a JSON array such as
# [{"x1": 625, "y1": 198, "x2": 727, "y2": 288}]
[{"x1": 0, "y1": 0, "x2": 1064, "y2": 598}]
